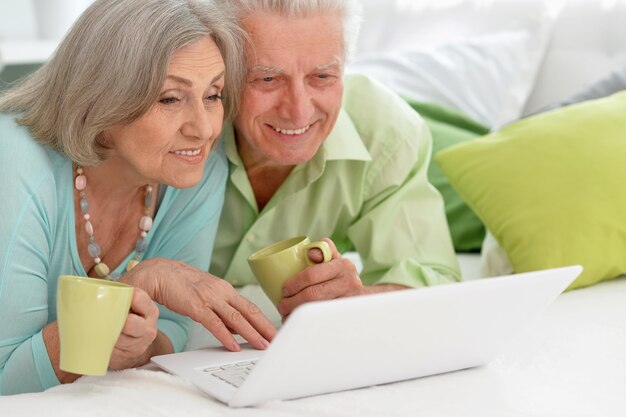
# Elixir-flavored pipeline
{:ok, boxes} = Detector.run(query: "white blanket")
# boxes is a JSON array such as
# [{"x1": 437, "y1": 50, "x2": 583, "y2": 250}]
[{"x1": 2, "y1": 276, "x2": 625, "y2": 417}]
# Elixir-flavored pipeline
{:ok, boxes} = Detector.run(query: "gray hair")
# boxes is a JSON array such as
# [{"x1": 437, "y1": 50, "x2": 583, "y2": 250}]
[
  {"x1": 0, "y1": 0, "x2": 245, "y2": 166},
  {"x1": 219, "y1": 0, "x2": 362, "y2": 62}
]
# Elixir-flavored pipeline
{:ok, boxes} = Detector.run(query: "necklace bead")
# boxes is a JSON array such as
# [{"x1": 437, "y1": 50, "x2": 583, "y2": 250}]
[
  {"x1": 75, "y1": 165, "x2": 154, "y2": 279},
  {"x1": 126, "y1": 259, "x2": 140, "y2": 272},
  {"x1": 139, "y1": 216, "x2": 153, "y2": 231},
  {"x1": 75, "y1": 175, "x2": 87, "y2": 191},
  {"x1": 94, "y1": 262, "x2": 110, "y2": 277}
]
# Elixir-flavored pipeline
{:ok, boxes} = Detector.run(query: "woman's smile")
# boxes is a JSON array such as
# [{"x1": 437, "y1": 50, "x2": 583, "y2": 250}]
[{"x1": 169, "y1": 146, "x2": 205, "y2": 164}]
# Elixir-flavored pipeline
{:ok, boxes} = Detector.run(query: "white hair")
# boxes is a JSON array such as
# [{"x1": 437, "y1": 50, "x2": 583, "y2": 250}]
[{"x1": 218, "y1": 0, "x2": 363, "y2": 61}]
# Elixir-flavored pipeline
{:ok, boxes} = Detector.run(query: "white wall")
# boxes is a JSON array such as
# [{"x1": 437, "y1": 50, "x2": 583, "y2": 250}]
[
  {"x1": 0, "y1": 1, "x2": 94, "y2": 41},
  {"x1": 0, "y1": 2, "x2": 37, "y2": 39}
]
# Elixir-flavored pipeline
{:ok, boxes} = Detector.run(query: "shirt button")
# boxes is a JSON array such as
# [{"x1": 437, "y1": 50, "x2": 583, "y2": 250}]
[{"x1": 247, "y1": 234, "x2": 256, "y2": 243}]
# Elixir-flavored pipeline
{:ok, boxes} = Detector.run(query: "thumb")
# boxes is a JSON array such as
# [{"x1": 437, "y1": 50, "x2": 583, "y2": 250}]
[{"x1": 307, "y1": 237, "x2": 339, "y2": 263}]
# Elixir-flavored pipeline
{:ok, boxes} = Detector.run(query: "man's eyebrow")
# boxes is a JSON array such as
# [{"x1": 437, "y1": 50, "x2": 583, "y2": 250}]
[
  {"x1": 249, "y1": 61, "x2": 341, "y2": 74},
  {"x1": 249, "y1": 65, "x2": 283, "y2": 74},
  {"x1": 314, "y1": 60, "x2": 341, "y2": 71},
  {"x1": 166, "y1": 71, "x2": 225, "y2": 87}
]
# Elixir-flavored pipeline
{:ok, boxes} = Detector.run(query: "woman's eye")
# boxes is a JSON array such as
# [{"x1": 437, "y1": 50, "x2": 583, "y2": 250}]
[
  {"x1": 206, "y1": 94, "x2": 223, "y2": 102},
  {"x1": 159, "y1": 97, "x2": 179, "y2": 105}
]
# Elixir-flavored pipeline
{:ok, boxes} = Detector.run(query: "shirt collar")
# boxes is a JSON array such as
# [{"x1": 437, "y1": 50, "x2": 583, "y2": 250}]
[
  {"x1": 222, "y1": 122, "x2": 243, "y2": 167},
  {"x1": 320, "y1": 109, "x2": 372, "y2": 162}
]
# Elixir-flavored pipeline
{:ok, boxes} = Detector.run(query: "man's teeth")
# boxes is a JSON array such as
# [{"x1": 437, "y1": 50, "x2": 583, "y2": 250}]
[
  {"x1": 173, "y1": 149, "x2": 201, "y2": 156},
  {"x1": 273, "y1": 125, "x2": 311, "y2": 135}
]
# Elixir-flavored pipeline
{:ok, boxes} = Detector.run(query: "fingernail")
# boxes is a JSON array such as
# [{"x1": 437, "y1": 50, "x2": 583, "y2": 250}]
[{"x1": 261, "y1": 338, "x2": 270, "y2": 349}]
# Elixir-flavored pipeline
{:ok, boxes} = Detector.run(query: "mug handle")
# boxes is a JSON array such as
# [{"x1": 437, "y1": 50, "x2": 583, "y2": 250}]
[{"x1": 304, "y1": 241, "x2": 332, "y2": 265}]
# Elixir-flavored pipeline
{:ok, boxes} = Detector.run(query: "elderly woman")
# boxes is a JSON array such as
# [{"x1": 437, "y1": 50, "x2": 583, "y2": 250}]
[{"x1": 0, "y1": 0, "x2": 275, "y2": 395}]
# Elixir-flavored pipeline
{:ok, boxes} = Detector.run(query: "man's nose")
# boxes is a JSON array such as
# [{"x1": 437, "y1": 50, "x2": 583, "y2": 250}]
[{"x1": 278, "y1": 82, "x2": 315, "y2": 126}]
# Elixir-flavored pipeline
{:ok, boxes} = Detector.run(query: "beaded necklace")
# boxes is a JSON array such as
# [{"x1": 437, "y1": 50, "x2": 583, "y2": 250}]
[{"x1": 74, "y1": 166, "x2": 154, "y2": 280}]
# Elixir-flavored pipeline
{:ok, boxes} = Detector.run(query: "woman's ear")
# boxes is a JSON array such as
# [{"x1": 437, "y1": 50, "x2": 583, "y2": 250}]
[{"x1": 96, "y1": 131, "x2": 112, "y2": 150}]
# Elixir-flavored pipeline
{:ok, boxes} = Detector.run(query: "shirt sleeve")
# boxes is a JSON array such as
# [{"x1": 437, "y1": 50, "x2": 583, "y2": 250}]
[
  {"x1": 0, "y1": 150, "x2": 61, "y2": 395},
  {"x1": 151, "y1": 149, "x2": 228, "y2": 352},
  {"x1": 344, "y1": 77, "x2": 461, "y2": 288}
]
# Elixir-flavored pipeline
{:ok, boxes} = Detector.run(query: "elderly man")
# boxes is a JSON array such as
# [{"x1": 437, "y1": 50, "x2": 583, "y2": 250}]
[{"x1": 211, "y1": 0, "x2": 460, "y2": 317}]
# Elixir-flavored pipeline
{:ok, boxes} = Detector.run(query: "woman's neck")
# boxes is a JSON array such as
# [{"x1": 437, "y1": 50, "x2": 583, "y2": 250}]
[{"x1": 80, "y1": 156, "x2": 153, "y2": 203}]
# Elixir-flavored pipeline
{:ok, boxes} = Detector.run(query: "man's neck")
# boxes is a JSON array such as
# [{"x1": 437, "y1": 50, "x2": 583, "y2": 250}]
[
  {"x1": 234, "y1": 130, "x2": 296, "y2": 211},
  {"x1": 246, "y1": 164, "x2": 294, "y2": 212}
]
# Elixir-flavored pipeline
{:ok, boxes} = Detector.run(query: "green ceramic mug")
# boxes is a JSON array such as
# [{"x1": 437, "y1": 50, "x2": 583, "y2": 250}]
[
  {"x1": 57, "y1": 275, "x2": 134, "y2": 375},
  {"x1": 248, "y1": 236, "x2": 332, "y2": 306}
]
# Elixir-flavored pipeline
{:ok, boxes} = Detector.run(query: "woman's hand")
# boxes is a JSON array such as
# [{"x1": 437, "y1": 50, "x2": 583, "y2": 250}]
[
  {"x1": 123, "y1": 259, "x2": 277, "y2": 352},
  {"x1": 108, "y1": 287, "x2": 159, "y2": 370}
]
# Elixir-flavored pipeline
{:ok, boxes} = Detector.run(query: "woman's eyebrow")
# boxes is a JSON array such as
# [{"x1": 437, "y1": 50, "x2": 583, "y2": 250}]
[
  {"x1": 165, "y1": 71, "x2": 225, "y2": 87},
  {"x1": 166, "y1": 75, "x2": 193, "y2": 87},
  {"x1": 210, "y1": 71, "x2": 225, "y2": 84}
]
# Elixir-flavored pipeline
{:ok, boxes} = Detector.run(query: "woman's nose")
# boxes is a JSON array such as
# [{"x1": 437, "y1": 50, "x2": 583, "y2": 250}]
[{"x1": 181, "y1": 101, "x2": 218, "y2": 141}]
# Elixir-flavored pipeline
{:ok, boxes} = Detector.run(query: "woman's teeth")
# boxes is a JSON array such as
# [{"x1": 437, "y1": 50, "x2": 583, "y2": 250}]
[
  {"x1": 173, "y1": 148, "x2": 201, "y2": 156},
  {"x1": 273, "y1": 124, "x2": 311, "y2": 135}
]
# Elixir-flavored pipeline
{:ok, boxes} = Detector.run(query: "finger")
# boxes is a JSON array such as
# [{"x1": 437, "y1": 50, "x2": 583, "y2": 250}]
[
  {"x1": 114, "y1": 332, "x2": 145, "y2": 352},
  {"x1": 307, "y1": 248, "x2": 325, "y2": 263},
  {"x1": 230, "y1": 295, "x2": 277, "y2": 342},
  {"x1": 130, "y1": 288, "x2": 159, "y2": 320},
  {"x1": 121, "y1": 312, "x2": 147, "y2": 338},
  {"x1": 320, "y1": 238, "x2": 341, "y2": 260},
  {"x1": 278, "y1": 279, "x2": 342, "y2": 317},
  {"x1": 198, "y1": 308, "x2": 241, "y2": 352},
  {"x1": 216, "y1": 302, "x2": 271, "y2": 350},
  {"x1": 282, "y1": 259, "x2": 338, "y2": 298},
  {"x1": 279, "y1": 258, "x2": 361, "y2": 315}
]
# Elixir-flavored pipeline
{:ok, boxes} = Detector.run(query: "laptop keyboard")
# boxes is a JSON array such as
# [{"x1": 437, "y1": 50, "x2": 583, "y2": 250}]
[{"x1": 202, "y1": 360, "x2": 259, "y2": 388}]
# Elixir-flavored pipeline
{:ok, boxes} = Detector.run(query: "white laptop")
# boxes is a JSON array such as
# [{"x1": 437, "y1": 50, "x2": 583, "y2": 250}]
[{"x1": 152, "y1": 265, "x2": 582, "y2": 407}]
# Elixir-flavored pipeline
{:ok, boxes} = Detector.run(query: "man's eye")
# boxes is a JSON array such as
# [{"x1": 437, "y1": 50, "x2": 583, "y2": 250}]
[
  {"x1": 262, "y1": 77, "x2": 274, "y2": 82},
  {"x1": 160, "y1": 97, "x2": 179, "y2": 105}
]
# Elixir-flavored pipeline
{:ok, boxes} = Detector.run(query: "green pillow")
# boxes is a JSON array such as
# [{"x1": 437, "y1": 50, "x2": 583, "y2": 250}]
[
  {"x1": 436, "y1": 91, "x2": 626, "y2": 289},
  {"x1": 404, "y1": 98, "x2": 489, "y2": 252}
]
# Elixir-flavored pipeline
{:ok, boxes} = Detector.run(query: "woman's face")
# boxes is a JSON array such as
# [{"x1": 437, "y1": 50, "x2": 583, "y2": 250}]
[{"x1": 104, "y1": 36, "x2": 225, "y2": 188}]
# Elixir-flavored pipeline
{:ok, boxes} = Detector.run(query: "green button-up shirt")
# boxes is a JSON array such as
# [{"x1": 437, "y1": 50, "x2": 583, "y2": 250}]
[{"x1": 211, "y1": 74, "x2": 460, "y2": 288}]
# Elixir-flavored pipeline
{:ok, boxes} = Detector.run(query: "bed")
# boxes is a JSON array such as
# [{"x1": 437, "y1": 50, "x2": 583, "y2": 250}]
[
  {"x1": 3, "y1": 259, "x2": 625, "y2": 416},
  {"x1": 2, "y1": 0, "x2": 626, "y2": 415}
]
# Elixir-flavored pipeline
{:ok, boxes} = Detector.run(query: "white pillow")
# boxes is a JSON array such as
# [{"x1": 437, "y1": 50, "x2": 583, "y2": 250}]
[
  {"x1": 480, "y1": 231, "x2": 514, "y2": 278},
  {"x1": 347, "y1": 30, "x2": 550, "y2": 129},
  {"x1": 350, "y1": 0, "x2": 559, "y2": 129}
]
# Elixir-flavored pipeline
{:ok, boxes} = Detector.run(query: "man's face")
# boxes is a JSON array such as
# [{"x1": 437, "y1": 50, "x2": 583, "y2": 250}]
[{"x1": 234, "y1": 11, "x2": 345, "y2": 170}]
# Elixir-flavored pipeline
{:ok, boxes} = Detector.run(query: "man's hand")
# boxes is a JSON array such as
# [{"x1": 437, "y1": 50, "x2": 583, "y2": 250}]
[{"x1": 278, "y1": 238, "x2": 406, "y2": 317}]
